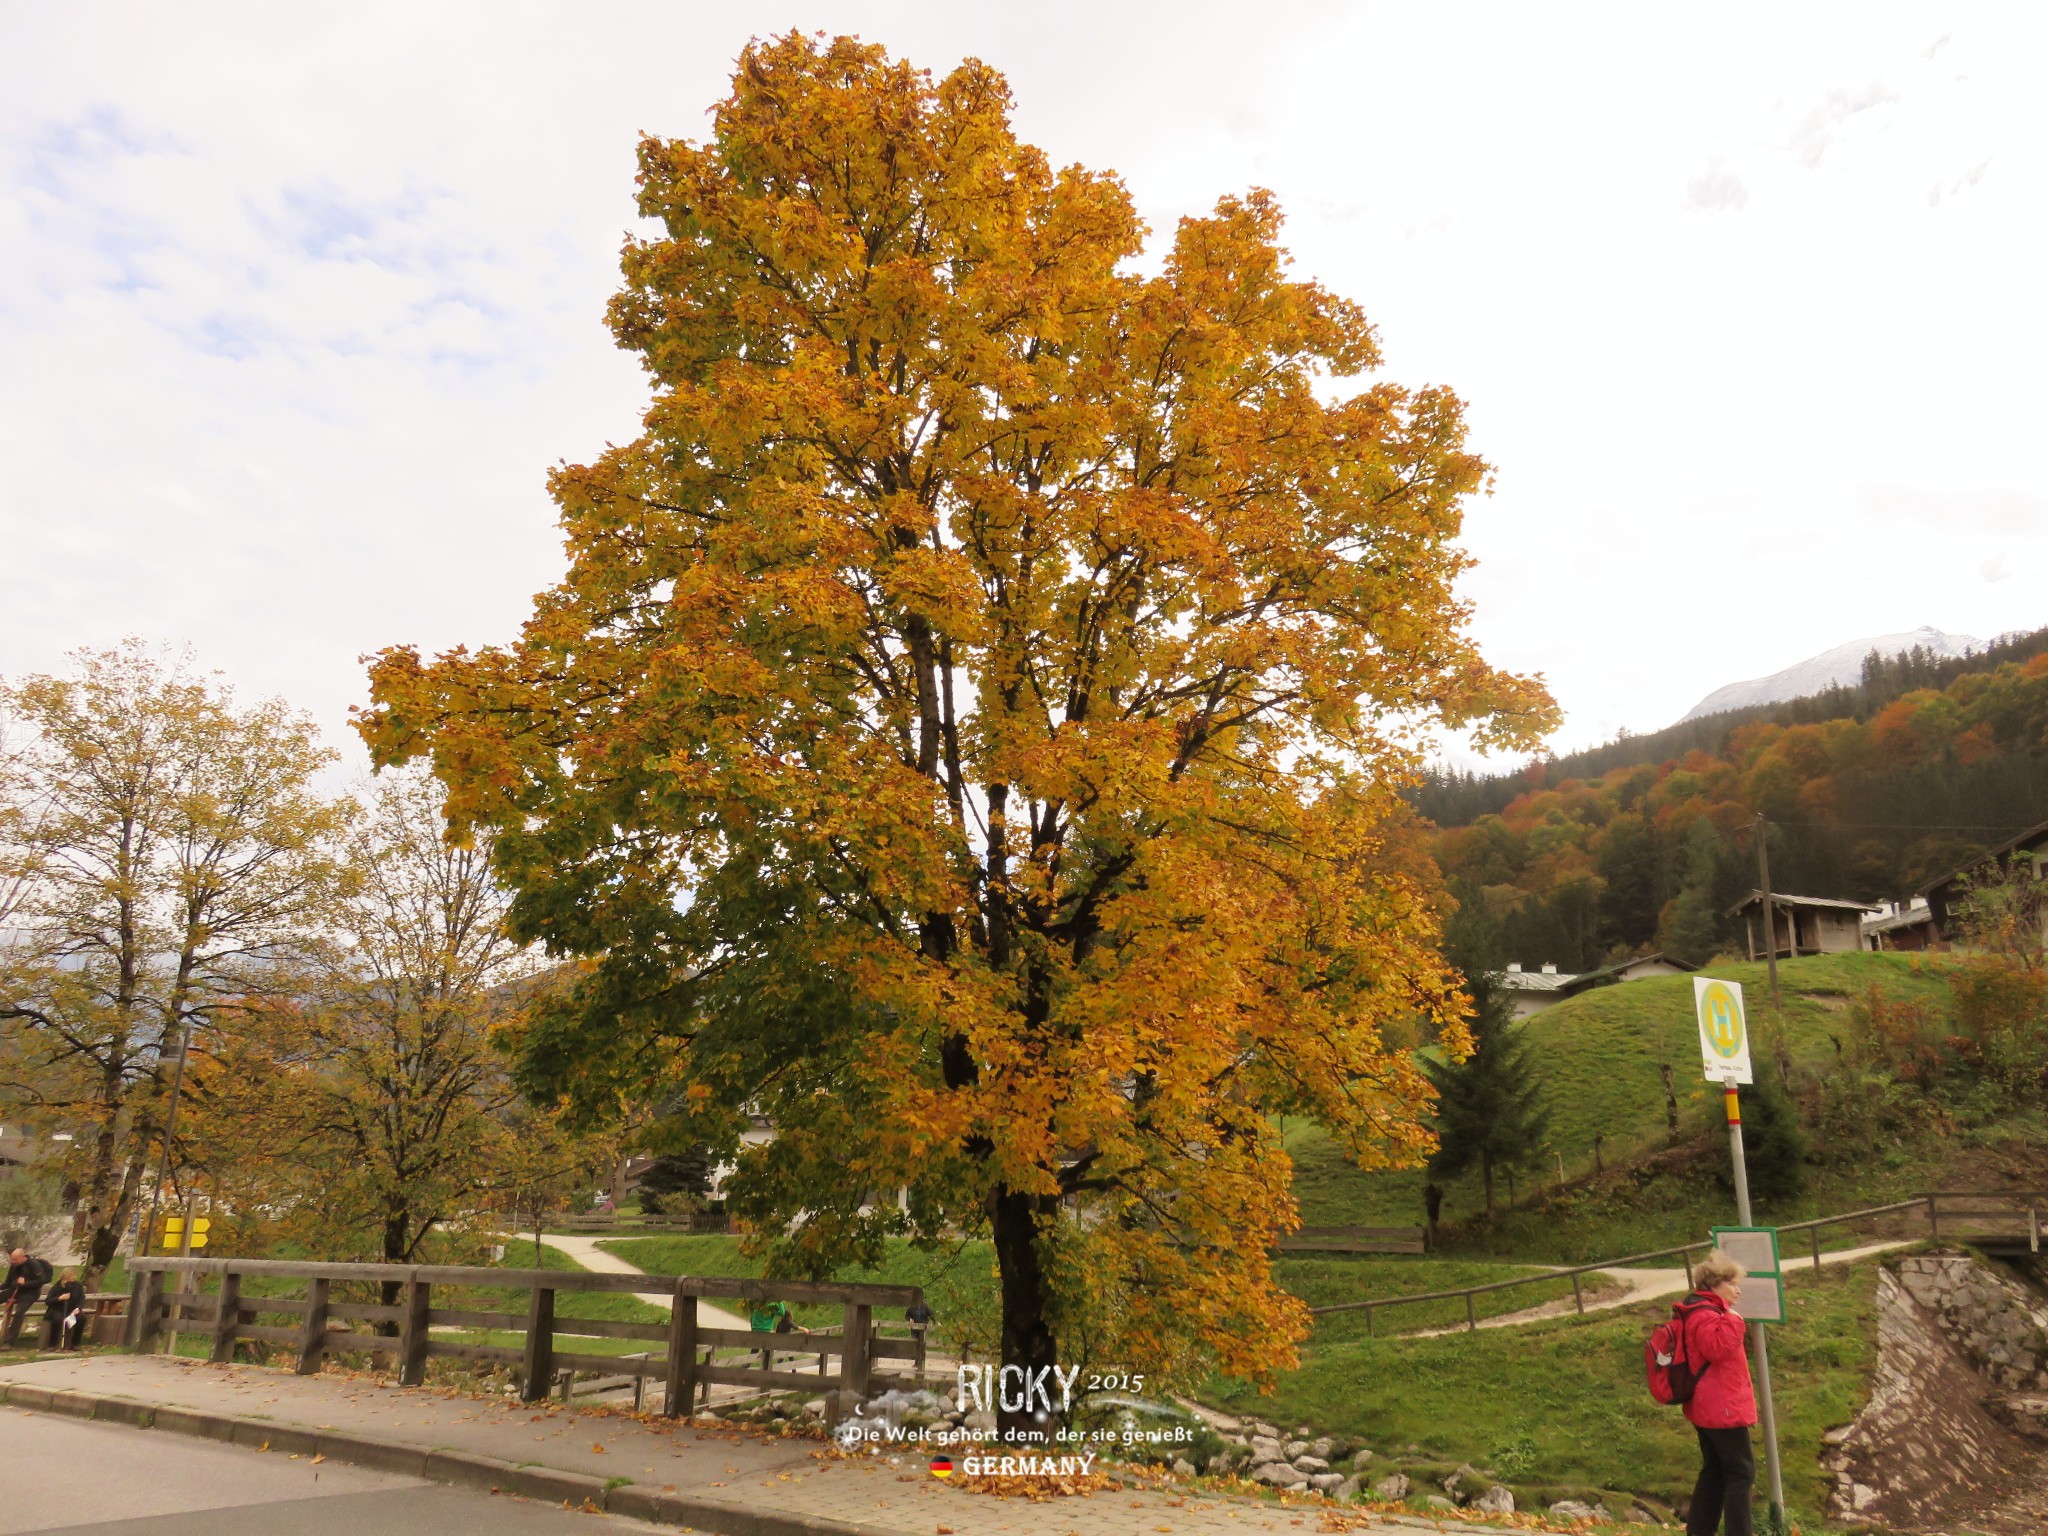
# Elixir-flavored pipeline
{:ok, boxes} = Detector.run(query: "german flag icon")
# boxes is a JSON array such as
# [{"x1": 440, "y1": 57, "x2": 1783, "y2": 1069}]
[{"x1": 929, "y1": 1455, "x2": 954, "y2": 1478}]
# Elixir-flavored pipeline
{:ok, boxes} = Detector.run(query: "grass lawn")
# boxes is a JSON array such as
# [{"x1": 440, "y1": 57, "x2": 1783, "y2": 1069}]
[
  {"x1": 416, "y1": 1242, "x2": 671, "y2": 1361},
  {"x1": 1274, "y1": 1254, "x2": 1623, "y2": 1340},
  {"x1": 1206, "y1": 1252, "x2": 1884, "y2": 1520},
  {"x1": 1287, "y1": 952, "x2": 1991, "y2": 1261},
  {"x1": 602, "y1": 1234, "x2": 997, "y2": 1343}
]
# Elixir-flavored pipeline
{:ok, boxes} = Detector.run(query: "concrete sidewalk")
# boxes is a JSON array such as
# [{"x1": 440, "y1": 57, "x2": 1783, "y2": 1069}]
[{"x1": 0, "y1": 1354, "x2": 1439, "y2": 1536}]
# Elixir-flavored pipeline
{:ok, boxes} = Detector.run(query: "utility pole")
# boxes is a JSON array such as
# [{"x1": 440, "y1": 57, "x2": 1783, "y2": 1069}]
[
  {"x1": 1753, "y1": 815, "x2": 1781, "y2": 1014},
  {"x1": 136, "y1": 1010, "x2": 198, "y2": 1262},
  {"x1": 1723, "y1": 1084, "x2": 1787, "y2": 1527}
]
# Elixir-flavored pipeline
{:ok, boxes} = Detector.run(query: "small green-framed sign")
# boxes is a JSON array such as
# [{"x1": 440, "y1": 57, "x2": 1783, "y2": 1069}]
[{"x1": 1711, "y1": 1225, "x2": 1784, "y2": 1323}]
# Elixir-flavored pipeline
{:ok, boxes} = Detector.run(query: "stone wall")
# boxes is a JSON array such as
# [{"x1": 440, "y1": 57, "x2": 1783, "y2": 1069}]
[
  {"x1": 1826, "y1": 1253, "x2": 2048, "y2": 1532},
  {"x1": 1892, "y1": 1252, "x2": 2048, "y2": 1391}
]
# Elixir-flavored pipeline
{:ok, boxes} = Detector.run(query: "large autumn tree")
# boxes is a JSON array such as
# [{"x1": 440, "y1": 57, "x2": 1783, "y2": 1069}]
[
  {"x1": 362, "y1": 33, "x2": 1551, "y2": 1420},
  {"x1": 0, "y1": 643, "x2": 342, "y2": 1279},
  {"x1": 189, "y1": 769, "x2": 609, "y2": 1282}
]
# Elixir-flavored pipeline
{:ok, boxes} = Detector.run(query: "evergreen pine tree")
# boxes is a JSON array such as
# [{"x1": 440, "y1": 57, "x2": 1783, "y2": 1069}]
[
  {"x1": 1735, "y1": 1077, "x2": 1808, "y2": 1205},
  {"x1": 637, "y1": 1147, "x2": 714, "y2": 1214},
  {"x1": 1659, "y1": 817, "x2": 1725, "y2": 966},
  {"x1": 1426, "y1": 910, "x2": 1552, "y2": 1219}
]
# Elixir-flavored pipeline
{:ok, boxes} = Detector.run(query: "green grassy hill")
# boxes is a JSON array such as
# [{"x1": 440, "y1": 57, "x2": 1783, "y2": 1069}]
[
  {"x1": 1208, "y1": 1251, "x2": 1888, "y2": 1520},
  {"x1": 1290, "y1": 951, "x2": 1992, "y2": 1259}
]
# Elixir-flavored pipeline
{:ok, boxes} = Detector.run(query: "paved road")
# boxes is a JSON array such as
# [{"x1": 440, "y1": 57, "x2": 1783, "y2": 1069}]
[
  {"x1": 2, "y1": 1355, "x2": 1416, "y2": 1536},
  {"x1": 0, "y1": 1406, "x2": 683, "y2": 1534}
]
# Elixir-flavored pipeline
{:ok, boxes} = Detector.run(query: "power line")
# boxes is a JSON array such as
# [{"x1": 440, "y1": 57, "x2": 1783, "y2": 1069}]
[{"x1": 1766, "y1": 820, "x2": 2043, "y2": 833}]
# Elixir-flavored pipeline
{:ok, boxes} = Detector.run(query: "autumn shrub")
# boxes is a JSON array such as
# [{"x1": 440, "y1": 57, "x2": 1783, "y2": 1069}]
[
  {"x1": 1805, "y1": 1067, "x2": 1942, "y2": 1162},
  {"x1": 1948, "y1": 962, "x2": 2048, "y2": 1100},
  {"x1": 1841, "y1": 984, "x2": 1955, "y2": 1086}
]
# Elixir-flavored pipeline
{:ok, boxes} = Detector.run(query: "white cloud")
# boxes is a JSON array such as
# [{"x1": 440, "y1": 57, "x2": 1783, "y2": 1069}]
[
  {"x1": 1, "y1": 2, "x2": 2044, "y2": 771},
  {"x1": 1685, "y1": 162, "x2": 1750, "y2": 212}
]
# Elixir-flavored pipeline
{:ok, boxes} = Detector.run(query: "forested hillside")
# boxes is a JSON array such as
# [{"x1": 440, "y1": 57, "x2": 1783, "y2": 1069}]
[{"x1": 1421, "y1": 637, "x2": 2048, "y2": 971}]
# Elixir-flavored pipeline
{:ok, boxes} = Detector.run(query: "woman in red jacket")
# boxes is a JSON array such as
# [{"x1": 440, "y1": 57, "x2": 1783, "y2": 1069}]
[{"x1": 1680, "y1": 1251, "x2": 1758, "y2": 1536}]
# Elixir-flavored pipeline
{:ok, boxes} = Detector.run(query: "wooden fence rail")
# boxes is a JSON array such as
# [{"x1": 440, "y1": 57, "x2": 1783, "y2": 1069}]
[
  {"x1": 1310, "y1": 1190, "x2": 2043, "y2": 1336},
  {"x1": 125, "y1": 1257, "x2": 923, "y2": 1414},
  {"x1": 1274, "y1": 1225, "x2": 1428, "y2": 1255},
  {"x1": 543, "y1": 1214, "x2": 733, "y2": 1235}
]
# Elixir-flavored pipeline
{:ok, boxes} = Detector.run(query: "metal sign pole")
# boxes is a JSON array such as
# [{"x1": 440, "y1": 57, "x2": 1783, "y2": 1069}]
[{"x1": 1723, "y1": 1084, "x2": 1785, "y2": 1527}]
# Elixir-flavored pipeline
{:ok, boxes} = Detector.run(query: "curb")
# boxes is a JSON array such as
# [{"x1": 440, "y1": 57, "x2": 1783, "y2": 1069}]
[{"x1": 0, "y1": 1380, "x2": 893, "y2": 1536}]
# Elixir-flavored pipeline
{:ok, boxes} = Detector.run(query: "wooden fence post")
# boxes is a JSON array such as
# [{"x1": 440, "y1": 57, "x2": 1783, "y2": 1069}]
[
  {"x1": 208, "y1": 1267, "x2": 241, "y2": 1364},
  {"x1": 663, "y1": 1284, "x2": 698, "y2": 1418},
  {"x1": 1926, "y1": 1193, "x2": 1940, "y2": 1240},
  {"x1": 129, "y1": 1268, "x2": 165, "y2": 1351},
  {"x1": 1464, "y1": 1294, "x2": 1477, "y2": 1332},
  {"x1": 296, "y1": 1278, "x2": 330, "y2": 1375},
  {"x1": 840, "y1": 1302, "x2": 872, "y2": 1400},
  {"x1": 1570, "y1": 1272, "x2": 1584, "y2": 1314},
  {"x1": 399, "y1": 1277, "x2": 431, "y2": 1387},
  {"x1": 1810, "y1": 1228, "x2": 1823, "y2": 1272},
  {"x1": 521, "y1": 1283, "x2": 555, "y2": 1403}
]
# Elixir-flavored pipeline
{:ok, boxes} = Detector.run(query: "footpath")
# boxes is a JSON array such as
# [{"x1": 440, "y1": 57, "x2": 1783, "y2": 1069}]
[
  {"x1": 0, "y1": 1353, "x2": 1476, "y2": 1536},
  {"x1": 1411, "y1": 1240, "x2": 1913, "y2": 1337},
  {"x1": 542, "y1": 1233, "x2": 751, "y2": 1332}
]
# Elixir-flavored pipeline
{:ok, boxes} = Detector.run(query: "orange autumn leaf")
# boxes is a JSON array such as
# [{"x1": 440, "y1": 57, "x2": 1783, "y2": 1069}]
[{"x1": 360, "y1": 30, "x2": 1552, "y2": 1407}]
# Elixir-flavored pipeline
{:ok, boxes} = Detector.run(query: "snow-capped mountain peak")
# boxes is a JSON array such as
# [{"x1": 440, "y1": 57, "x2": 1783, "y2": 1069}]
[{"x1": 1679, "y1": 626, "x2": 1985, "y2": 721}]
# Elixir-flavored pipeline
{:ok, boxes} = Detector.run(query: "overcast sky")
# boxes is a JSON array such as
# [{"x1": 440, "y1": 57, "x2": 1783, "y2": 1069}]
[{"x1": 3, "y1": 3, "x2": 2042, "y2": 772}]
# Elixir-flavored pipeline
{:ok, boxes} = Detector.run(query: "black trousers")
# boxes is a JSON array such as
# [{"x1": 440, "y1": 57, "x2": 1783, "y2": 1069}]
[
  {"x1": 1687, "y1": 1425, "x2": 1755, "y2": 1536},
  {"x1": 2, "y1": 1287, "x2": 42, "y2": 1346},
  {"x1": 47, "y1": 1306, "x2": 84, "y2": 1349}
]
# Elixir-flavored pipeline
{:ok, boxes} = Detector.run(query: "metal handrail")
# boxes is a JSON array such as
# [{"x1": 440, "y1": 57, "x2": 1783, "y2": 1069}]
[{"x1": 1310, "y1": 1195, "x2": 1939, "y2": 1330}]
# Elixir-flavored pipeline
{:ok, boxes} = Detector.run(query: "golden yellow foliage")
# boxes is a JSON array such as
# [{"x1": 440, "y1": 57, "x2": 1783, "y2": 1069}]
[{"x1": 361, "y1": 32, "x2": 1552, "y2": 1415}]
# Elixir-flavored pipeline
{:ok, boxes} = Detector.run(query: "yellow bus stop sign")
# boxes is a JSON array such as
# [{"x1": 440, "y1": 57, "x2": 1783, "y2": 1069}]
[
  {"x1": 157, "y1": 1215, "x2": 210, "y2": 1251},
  {"x1": 1694, "y1": 977, "x2": 1753, "y2": 1085}
]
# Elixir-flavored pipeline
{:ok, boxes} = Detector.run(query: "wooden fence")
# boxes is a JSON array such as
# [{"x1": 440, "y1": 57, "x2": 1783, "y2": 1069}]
[
  {"x1": 544, "y1": 1213, "x2": 733, "y2": 1235},
  {"x1": 1311, "y1": 1190, "x2": 2043, "y2": 1336},
  {"x1": 1275, "y1": 1225, "x2": 1427, "y2": 1255},
  {"x1": 124, "y1": 1257, "x2": 923, "y2": 1413}
]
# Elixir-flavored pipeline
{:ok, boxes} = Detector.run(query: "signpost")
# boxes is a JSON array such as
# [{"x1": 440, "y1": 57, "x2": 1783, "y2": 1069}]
[
  {"x1": 155, "y1": 1215, "x2": 209, "y2": 1252},
  {"x1": 1694, "y1": 977, "x2": 1786, "y2": 1529}
]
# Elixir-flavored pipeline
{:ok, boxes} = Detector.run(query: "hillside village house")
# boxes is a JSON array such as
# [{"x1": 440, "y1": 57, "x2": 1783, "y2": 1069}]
[
  {"x1": 1862, "y1": 897, "x2": 1938, "y2": 952},
  {"x1": 1918, "y1": 817, "x2": 2048, "y2": 949},
  {"x1": 1497, "y1": 952, "x2": 1698, "y2": 1019},
  {"x1": 1729, "y1": 891, "x2": 1877, "y2": 960}
]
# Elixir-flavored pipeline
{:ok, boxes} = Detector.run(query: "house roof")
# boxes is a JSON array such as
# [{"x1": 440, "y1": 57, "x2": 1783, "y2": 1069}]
[
  {"x1": 1726, "y1": 890, "x2": 1881, "y2": 917},
  {"x1": 1571, "y1": 952, "x2": 1700, "y2": 987},
  {"x1": 1495, "y1": 967, "x2": 1575, "y2": 993},
  {"x1": 1917, "y1": 818, "x2": 2048, "y2": 899},
  {"x1": 1863, "y1": 907, "x2": 1936, "y2": 936},
  {"x1": 1494, "y1": 952, "x2": 1695, "y2": 997}
]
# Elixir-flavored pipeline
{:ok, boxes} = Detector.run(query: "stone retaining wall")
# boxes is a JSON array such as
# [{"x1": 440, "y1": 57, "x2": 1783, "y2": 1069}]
[{"x1": 1892, "y1": 1252, "x2": 2048, "y2": 1391}]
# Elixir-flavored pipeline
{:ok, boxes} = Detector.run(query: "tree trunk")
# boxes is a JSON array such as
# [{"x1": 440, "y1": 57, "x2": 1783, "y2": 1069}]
[
  {"x1": 1481, "y1": 1156, "x2": 1495, "y2": 1220},
  {"x1": 378, "y1": 1209, "x2": 410, "y2": 1327},
  {"x1": 989, "y1": 1185, "x2": 1060, "y2": 1444},
  {"x1": 84, "y1": 1139, "x2": 149, "y2": 1283}
]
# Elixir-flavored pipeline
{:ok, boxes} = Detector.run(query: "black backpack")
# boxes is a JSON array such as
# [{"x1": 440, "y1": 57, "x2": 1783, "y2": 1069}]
[{"x1": 26, "y1": 1257, "x2": 53, "y2": 1288}]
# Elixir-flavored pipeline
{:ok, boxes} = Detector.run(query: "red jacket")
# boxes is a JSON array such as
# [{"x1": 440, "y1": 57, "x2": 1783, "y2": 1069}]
[{"x1": 1680, "y1": 1290, "x2": 1757, "y2": 1429}]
